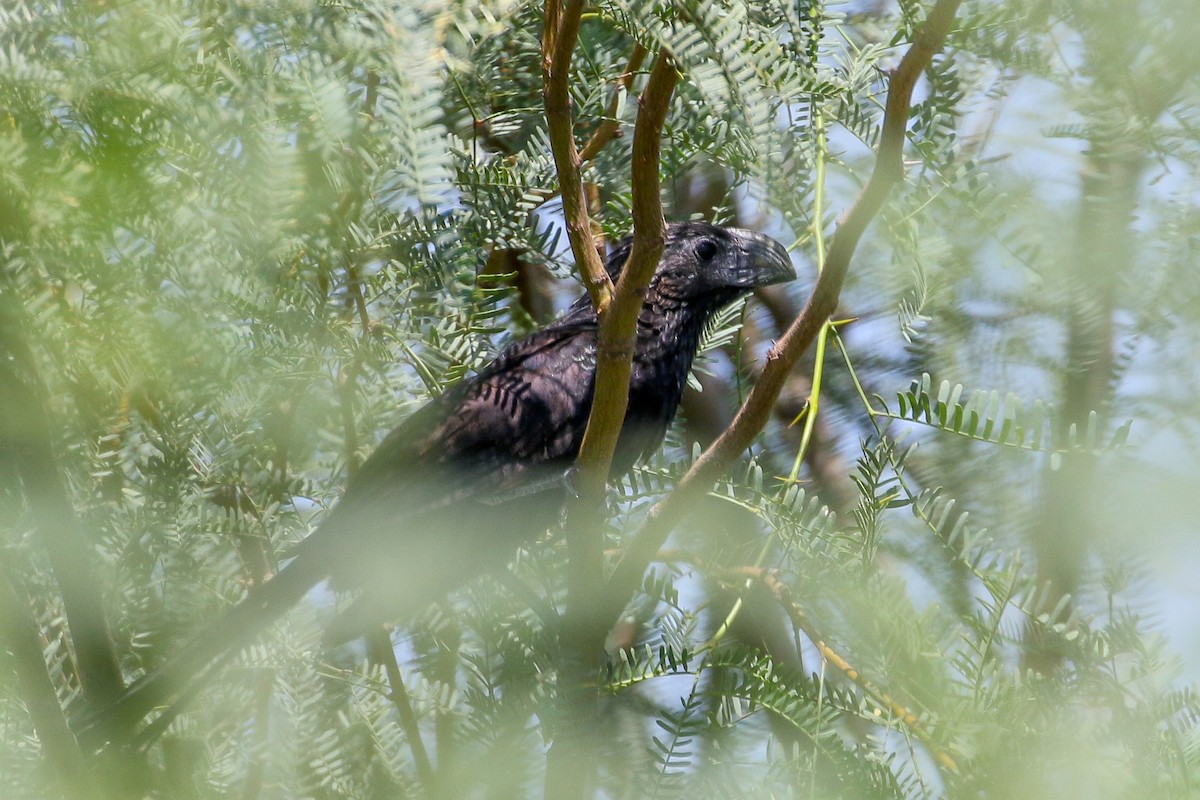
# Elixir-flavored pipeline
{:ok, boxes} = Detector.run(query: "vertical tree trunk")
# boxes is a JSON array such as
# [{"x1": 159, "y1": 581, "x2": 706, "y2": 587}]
[{"x1": 1025, "y1": 137, "x2": 1143, "y2": 670}]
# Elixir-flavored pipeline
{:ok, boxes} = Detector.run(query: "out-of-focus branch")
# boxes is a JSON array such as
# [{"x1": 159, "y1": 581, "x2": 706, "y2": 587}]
[
  {"x1": 340, "y1": 217, "x2": 440, "y2": 784},
  {"x1": 1023, "y1": 13, "x2": 1189, "y2": 674},
  {"x1": 238, "y1": 664, "x2": 273, "y2": 800},
  {"x1": 0, "y1": 571, "x2": 89, "y2": 793},
  {"x1": 604, "y1": 0, "x2": 963, "y2": 622},
  {"x1": 0, "y1": 295, "x2": 125, "y2": 711},
  {"x1": 481, "y1": 248, "x2": 556, "y2": 324},
  {"x1": 542, "y1": 0, "x2": 611, "y2": 311},
  {"x1": 1025, "y1": 118, "x2": 1144, "y2": 674},
  {"x1": 368, "y1": 629, "x2": 435, "y2": 790}
]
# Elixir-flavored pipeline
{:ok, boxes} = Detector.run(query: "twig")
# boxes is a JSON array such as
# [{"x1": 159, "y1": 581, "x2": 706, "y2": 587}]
[
  {"x1": 479, "y1": 40, "x2": 648, "y2": 335},
  {"x1": 579, "y1": 43, "x2": 649, "y2": 163},
  {"x1": 337, "y1": 348, "x2": 364, "y2": 479},
  {"x1": 733, "y1": 567, "x2": 958, "y2": 773},
  {"x1": 368, "y1": 629, "x2": 436, "y2": 789},
  {"x1": 604, "y1": 0, "x2": 964, "y2": 625}
]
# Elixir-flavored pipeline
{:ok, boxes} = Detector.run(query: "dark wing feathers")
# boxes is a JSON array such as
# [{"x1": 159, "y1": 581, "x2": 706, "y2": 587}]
[
  {"x1": 343, "y1": 315, "x2": 598, "y2": 506},
  {"x1": 439, "y1": 321, "x2": 597, "y2": 465}
]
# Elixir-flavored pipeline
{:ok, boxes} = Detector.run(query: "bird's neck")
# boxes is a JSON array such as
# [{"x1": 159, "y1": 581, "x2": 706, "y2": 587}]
[
  {"x1": 630, "y1": 290, "x2": 738, "y2": 416},
  {"x1": 604, "y1": 289, "x2": 740, "y2": 472},
  {"x1": 635, "y1": 292, "x2": 733, "y2": 369}
]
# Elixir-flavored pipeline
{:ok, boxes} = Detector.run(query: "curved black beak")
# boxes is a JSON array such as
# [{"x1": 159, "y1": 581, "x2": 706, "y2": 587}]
[{"x1": 729, "y1": 228, "x2": 795, "y2": 288}]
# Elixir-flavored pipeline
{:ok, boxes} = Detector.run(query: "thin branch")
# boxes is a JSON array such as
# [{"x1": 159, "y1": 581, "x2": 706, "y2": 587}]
[
  {"x1": 542, "y1": 0, "x2": 612, "y2": 311},
  {"x1": 368, "y1": 629, "x2": 436, "y2": 789},
  {"x1": 480, "y1": 34, "x2": 640, "y2": 328},
  {"x1": 579, "y1": 43, "x2": 649, "y2": 163},
  {"x1": 604, "y1": 0, "x2": 964, "y2": 622},
  {"x1": 0, "y1": 295, "x2": 126, "y2": 710},
  {"x1": 734, "y1": 567, "x2": 959, "y2": 774},
  {"x1": 473, "y1": 40, "x2": 650, "y2": 246}
]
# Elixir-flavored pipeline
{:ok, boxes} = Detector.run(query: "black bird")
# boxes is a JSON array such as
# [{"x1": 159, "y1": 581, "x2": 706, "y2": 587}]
[{"x1": 95, "y1": 221, "x2": 794, "y2": 737}]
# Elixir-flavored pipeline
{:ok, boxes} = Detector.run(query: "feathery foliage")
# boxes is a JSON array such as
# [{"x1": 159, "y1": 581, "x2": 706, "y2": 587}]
[{"x1": 2, "y1": 0, "x2": 1199, "y2": 798}]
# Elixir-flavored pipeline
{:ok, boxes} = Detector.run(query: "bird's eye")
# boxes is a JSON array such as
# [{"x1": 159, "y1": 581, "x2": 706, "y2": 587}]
[{"x1": 695, "y1": 239, "x2": 718, "y2": 261}]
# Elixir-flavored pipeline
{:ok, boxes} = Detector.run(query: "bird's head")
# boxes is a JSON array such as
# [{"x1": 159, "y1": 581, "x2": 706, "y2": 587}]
[{"x1": 606, "y1": 221, "x2": 795, "y2": 301}]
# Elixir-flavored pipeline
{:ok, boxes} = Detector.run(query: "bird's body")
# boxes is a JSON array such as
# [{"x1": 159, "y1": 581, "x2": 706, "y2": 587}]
[{"x1": 94, "y1": 221, "x2": 793, "y2": 736}]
